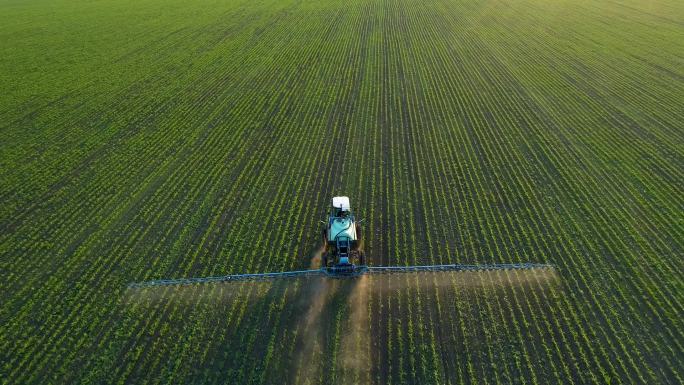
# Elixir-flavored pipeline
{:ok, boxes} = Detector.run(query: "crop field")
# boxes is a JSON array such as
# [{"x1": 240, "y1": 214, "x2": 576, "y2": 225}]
[{"x1": 1, "y1": 0, "x2": 683, "y2": 384}]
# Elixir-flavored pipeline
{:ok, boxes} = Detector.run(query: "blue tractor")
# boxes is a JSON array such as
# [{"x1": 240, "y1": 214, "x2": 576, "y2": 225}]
[{"x1": 322, "y1": 196, "x2": 365, "y2": 274}]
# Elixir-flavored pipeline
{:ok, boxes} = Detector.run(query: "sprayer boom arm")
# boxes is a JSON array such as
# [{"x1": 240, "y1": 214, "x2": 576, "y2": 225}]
[{"x1": 128, "y1": 262, "x2": 554, "y2": 289}]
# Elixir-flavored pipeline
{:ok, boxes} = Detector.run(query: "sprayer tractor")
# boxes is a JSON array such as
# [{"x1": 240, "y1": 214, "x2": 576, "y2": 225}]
[{"x1": 322, "y1": 196, "x2": 365, "y2": 274}]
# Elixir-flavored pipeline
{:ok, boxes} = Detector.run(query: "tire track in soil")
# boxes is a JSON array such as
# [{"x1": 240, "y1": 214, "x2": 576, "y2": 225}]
[
  {"x1": 289, "y1": 256, "x2": 338, "y2": 384},
  {"x1": 337, "y1": 274, "x2": 372, "y2": 384}
]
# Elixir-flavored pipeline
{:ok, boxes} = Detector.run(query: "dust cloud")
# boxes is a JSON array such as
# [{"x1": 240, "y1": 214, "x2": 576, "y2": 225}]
[
  {"x1": 365, "y1": 267, "x2": 559, "y2": 295},
  {"x1": 338, "y1": 274, "x2": 372, "y2": 384},
  {"x1": 123, "y1": 243, "x2": 329, "y2": 308},
  {"x1": 123, "y1": 279, "x2": 274, "y2": 307},
  {"x1": 124, "y1": 257, "x2": 558, "y2": 384}
]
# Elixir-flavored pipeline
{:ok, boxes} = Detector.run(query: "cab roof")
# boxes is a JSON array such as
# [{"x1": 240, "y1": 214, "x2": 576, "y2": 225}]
[{"x1": 332, "y1": 196, "x2": 351, "y2": 211}]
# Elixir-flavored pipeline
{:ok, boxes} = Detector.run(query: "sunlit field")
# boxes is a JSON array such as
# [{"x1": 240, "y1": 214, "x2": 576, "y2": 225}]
[{"x1": 1, "y1": 0, "x2": 682, "y2": 383}]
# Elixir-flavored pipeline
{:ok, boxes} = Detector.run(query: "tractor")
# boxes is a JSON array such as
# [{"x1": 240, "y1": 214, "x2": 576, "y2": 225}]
[{"x1": 322, "y1": 196, "x2": 365, "y2": 274}]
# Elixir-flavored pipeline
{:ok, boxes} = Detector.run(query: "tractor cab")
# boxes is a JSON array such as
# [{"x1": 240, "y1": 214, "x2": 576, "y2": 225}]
[
  {"x1": 327, "y1": 197, "x2": 357, "y2": 244},
  {"x1": 331, "y1": 196, "x2": 351, "y2": 218}
]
